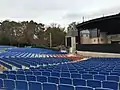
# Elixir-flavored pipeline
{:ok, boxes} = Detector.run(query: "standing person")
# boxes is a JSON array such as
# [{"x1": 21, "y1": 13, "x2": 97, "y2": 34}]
[{"x1": 75, "y1": 51, "x2": 77, "y2": 55}]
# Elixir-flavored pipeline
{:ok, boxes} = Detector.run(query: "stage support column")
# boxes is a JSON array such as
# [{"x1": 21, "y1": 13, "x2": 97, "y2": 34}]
[{"x1": 78, "y1": 29, "x2": 81, "y2": 44}]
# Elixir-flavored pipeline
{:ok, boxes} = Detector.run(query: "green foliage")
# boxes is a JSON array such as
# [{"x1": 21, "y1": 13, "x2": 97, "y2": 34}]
[
  {"x1": 32, "y1": 45, "x2": 60, "y2": 51},
  {"x1": 0, "y1": 20, "x2": 66, "y2": 48}
]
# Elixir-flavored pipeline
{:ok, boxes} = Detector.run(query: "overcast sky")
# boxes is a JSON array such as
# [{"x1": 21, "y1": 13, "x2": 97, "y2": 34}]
[{"x1": 0, "y1": 0, "x2": 120, "y2": 26}]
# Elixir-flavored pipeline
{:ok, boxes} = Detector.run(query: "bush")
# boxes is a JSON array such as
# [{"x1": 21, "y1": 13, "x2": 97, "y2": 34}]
[{"x1": 31, "y1": 45, "x2": 60, "y2": 51}]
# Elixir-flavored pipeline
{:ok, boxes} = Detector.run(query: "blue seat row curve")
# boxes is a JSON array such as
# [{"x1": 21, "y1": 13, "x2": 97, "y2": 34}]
[
  {"x1": 1, "y1": 55, "x2": 120, "y2": 90},
  {"x1": 0, "y1": 79, "x2": 116, "y2": 90}
]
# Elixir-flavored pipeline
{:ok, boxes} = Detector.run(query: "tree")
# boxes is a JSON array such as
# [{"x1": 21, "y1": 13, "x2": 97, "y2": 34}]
[
  {"x1": 45, "y1": 24, "x2": 66, "y2": 47},
  {"x1": 0, "y1": 20, "x2": 66, "y2": 47}
]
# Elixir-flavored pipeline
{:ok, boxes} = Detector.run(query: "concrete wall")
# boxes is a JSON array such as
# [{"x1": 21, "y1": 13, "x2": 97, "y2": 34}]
[
  {"x1": 65, "y1": 36, "x2": 76, "y2": 53},
  {"x1": 80, "y1": 32, "x2": 108, "y2": 44},
  {"x1": 81, "y1": 37, "x2": 91, "y2": 44},
  {"x1": 77, "y1": 51, "x2": 120, "y2": 58},
  {"x1": 91, "y1": 38, "x2": 99, "y2": 44}
]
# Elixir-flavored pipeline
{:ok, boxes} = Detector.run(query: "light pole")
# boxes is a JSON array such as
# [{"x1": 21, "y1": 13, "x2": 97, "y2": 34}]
[{"x1": 50, "y1": 33, "x2": 52, "y2": 48}]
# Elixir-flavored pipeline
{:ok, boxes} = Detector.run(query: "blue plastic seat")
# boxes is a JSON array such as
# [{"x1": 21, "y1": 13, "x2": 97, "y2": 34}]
[
  {"x1": 87, "y1": 80, "x2": 101, "y2": 88},
  {"x1": 43, "y1": 83, "x2": 57, "y2": 90},
  {"x1": 61, "y1": 70, "x2": 69, "y2": 73},
  {"x1": 94, "y1": 74, "x2": 106, "y2": 81},
  {"x1": 79, "y1": 71, "x2": 88, "y2": 74},
  {"x1": 33, "y1": 71, "x2": 41, "y2": 76},
  {"x1": 3, "y1": 71, "x2": 9, "y2": 74},
  {"x1": 71, "y1": 73, "x2": 81, "y2": 78},
  {"x1": 110, "y1": 72, "x2": 120, "y2": 75},
  {"x1": 29, "y1": 81, "x2": 42, "y2": 90},
  {"x1": 37, "y1": 76, "x2": 47, "y2": 83},
  {"x1": 25, "y1": 71, "x2": 33, "y2": 75},
  {"x1": 48, "y1": 76, "x2": 59, "y2": 84},
  {"x1": 107, "y1": 75, "x2": 119, "y2": 82},
  {"x1": 0, "y1": 78, "x2": 3, "y2": 88},
  {"x1": 0, "y1": 73, "x2": 7, "y2": 79},
  {"x1": 51, "y1": 72, "x2": 60, "y2": 77},
  {"x1": 17, "y1": 71, "x2": 25, "y2": 74},
  {"x1": 9, "y1": 71, "x2": 16, "y2": 74},
  {"x1": 60, "y1": 78, "x2": 72, "y2": 85},
  {"x1": 82, "y1": 74, "x2": 93, "y2": 80},
  {"x1": 73, "y1": 78, "x2": 86, "y2": 86},
  {"x1": 61, "y1": 73, "x2": 70, "y2": 78},
  {"x1": 89, "y1": 71, "x2": 98, "y2": 75},
  {"x1": 58, "y1": 84, "x2": 74, "y2": 90},
  {"x1": 76, "y1": 86, "x2": 93, "y2": 90},
  {"x1": 70, "y1": 70, "x2": 78, "y2": 73},
  {"x1": 16, "y1": 74, "x2": 26, "y2": 80},
  {"x1": 7, "y1": 74, "x2": 16, "y2": 80},
  {"x1": 26, "y1": 75, "x2": 36, "y2": 81},
  {"x1": 99, "y1": 72, "x2": 109, "y2": 75},
  {"x1": 102, "y1": 81, "x2": 118, "y2": 90},
  {"x1": 4, "y1": 79, "x2": 15, "y2": 90},
  {"x1": 16, "y1": 80, "x2": 28, "y2": 90},
  {"x1": 42, "y1": 71, "x2": 50, "y2": 76},
  {"x1": 95, "y1": 88, "x2": 114, "y2": 90}
]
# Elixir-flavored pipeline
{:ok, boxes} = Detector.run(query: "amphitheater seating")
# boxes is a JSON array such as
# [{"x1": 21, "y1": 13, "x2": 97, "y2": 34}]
[{"x1": 0, "y1": 46, "x2": 120, "y2": 90}]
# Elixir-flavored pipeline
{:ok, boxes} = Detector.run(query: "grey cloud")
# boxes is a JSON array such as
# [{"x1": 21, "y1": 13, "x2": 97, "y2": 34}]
[
  {"x1": 63, "y1": 5, "x2": 120, "y2": 22},
  {"x1": 0, "y1": 0, "x2": 120, "y2": 26}
]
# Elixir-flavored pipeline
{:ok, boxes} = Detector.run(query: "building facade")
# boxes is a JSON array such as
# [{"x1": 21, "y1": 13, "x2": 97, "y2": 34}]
[{"x1": 65, "y1": 27, "x2": 120, "y2": 52}]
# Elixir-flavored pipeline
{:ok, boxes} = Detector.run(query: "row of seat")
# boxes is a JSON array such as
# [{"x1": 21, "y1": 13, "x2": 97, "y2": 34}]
[
  {"x1": 12, "y1": 68, "x2": 120, "y2": 76},
  {"x1": 0, "y1": 57, "x2": 71, "y2": 70},
  {"x1": 3, "y1": 47, "x2": 67, "y2": 55},
  {"x1": 0, "y1": 74, "x2": 119, "y2": 89},
  {"x1": 1, "y1": 71, "x2": 120, "y2": 82},
  {"x1": 1, "y1": 57, "x2": 120, "y2": 90},
  {"x1": 31, "y1": 58, "x2": 120, "y2": 75},
  {"x1": 0, "y1": 79, "x2": 116, "y2": 90},
  {"x1": 0, "y1": 60, "x2": 12, "y2": 69}
]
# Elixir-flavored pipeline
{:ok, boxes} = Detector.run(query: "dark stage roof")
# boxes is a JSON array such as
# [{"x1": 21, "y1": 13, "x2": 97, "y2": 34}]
[{"x1": 76, "y1": 13, "x2": 120, "y2": 34}]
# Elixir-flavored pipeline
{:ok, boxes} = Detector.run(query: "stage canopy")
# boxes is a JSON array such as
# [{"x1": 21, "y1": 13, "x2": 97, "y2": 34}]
[{"x1": 76, "y1": 13, "x2": 120, "y2": 35}]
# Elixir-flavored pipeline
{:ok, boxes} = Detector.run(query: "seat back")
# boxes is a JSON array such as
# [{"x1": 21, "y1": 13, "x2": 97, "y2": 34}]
[
  {"x1": 94, "y1": 75, "x2": 106, "y2": 81},
  {"x1": 48, "y1": 76, "x2": 59, "y2": 84},
  {"x1": 16, "y1": 80, "x2": 28, "y2": 90},
  {"x1": 9, "y1": 71, "x2": 16, "y2": 74},
  {"x1": 25, "y1": 71, "x2": 33, "y2": 75},
  {"x1": 102, "y1": 81, "x2": 119, "y2": 90},
  {"x1": 17, "y1": 71, "x2": 25, "y2": 74},
  {"x1": 33, "y1": 71, "x2": 41, "y2": 76},
  {"x1": 60, "y1": 78, "x2": 72, "y2": 85},
  {"x1": 26, "y1": 75, "x2": 36, "y2": 81},
  {"x1": 95, "y1": 88, "x2": 114, "y2": 90},
  {"x1": 29, "y1": 81, "x2": 42, "y2": 90},
  {"x1": 7, "y1": 74, "x2": 16, "y2": 80},
  {"x1": 42, "y1": 71, "x2": 50, "y2": 76},
  {"x1": 99, "y1": 72, "x2": 109, "y2": 75},
  {"x1": 107, "y1": 75, "x2": 119, "y2": 82},
  {"x1": 16, "y1": 74, "x2": 26, "y2": 80},
  {"x1": 4, "y1": 79, "x2": 15, "y2": 89},
  {"x1": 37, "y1": 76, "x2": 47, "y2": 83},
  {"x1": 87, "y1": 80, "x2": 101, "y2": 88},
  {"x1": 75, "y1": 86, "x2": 93, "y2": 90},
  {"x1": 71, "y1": 73, "x2": 81, "y2": 78},
  {"x1": 0, "y1": 78, "x2": 3, "y2": 88},
  {"x1": 0, "y1": 74, "x2": 7, "y2": 79},
  {"x1": 73, "y1": 78, "x2": 86, "y2": 86},
  {"x1": 3, "y1": 71, "x2": 9, "y2": 74},
  {"x1": 51, "y1": 72, "x2": 60, "y2": 77},
  {"x1": 43, "y1": 83, "x2": 57, "y2": 90},
  {"x1": 82, "y1": 74, "x2": 93, "y2": 80},
  {"x1": 58, "y1": 84, "x2": 74, "y2": 90},
  {"x1": 61, "y1": 73, "x2": 70, "y2": 78},
  {"x1": 89, "y1": 71, "x2": 98, "y2": 75}
]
